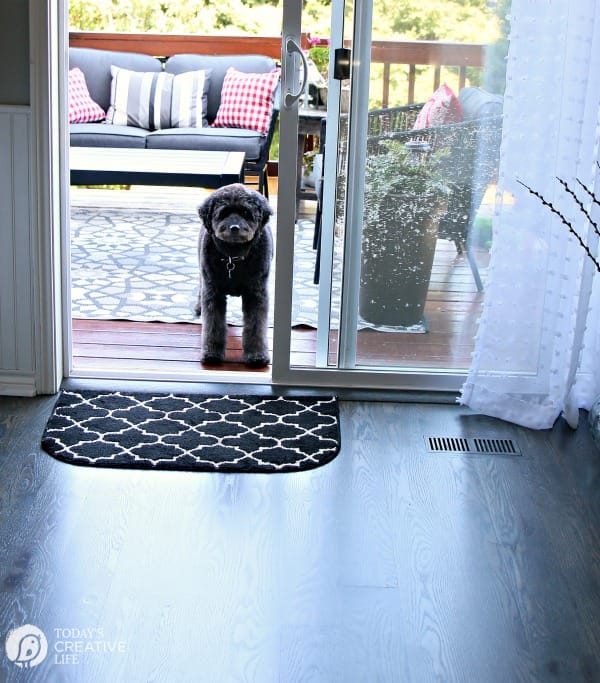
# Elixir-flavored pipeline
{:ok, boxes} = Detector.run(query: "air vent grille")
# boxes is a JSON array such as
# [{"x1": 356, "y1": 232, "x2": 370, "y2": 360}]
[{"x1": 426, "y1": 436, "x2": 521, "y2": 456}]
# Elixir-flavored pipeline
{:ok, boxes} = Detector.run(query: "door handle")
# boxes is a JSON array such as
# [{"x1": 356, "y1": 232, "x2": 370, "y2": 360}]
[{"x1": 284, "y1": 37, "x2": 309, "y2": 108}]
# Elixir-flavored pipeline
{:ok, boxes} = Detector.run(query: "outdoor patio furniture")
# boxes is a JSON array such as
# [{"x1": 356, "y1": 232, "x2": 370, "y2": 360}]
[
  {"x1": 70, "y1": 147, "x2": 246, "y2": 189},
  {"x1": 68, "y1": 47, "x2": 280, "y2": 196}
]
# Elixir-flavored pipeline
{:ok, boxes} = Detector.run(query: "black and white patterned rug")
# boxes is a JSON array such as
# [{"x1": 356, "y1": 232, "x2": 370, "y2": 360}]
[
  {"x1": 70, "y1": 206, "x2": 336, "y2": 327},
  {"x1": 41, "y1": 390, "x2": 341, "y2": 473}
]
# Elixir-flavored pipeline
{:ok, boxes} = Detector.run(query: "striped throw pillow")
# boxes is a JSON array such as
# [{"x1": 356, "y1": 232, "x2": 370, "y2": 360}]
[
  {"x1": 106, "y1": 66, "x2": 174, "y2": 131},
  {"x1": 170, "y1": 69, "x2": 211, "y2": 128},
  {"x1": 212, "y1": 67, "x2": 280, "y2": 135},
  {"x1": 105, "y1": 66, "x2": 211, "y2": 130}
]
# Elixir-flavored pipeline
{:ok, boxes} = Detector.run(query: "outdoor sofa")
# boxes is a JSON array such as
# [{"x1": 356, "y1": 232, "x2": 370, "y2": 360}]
[{"x1": 68, "y1": 47, "x2": 281, "y2": 195}]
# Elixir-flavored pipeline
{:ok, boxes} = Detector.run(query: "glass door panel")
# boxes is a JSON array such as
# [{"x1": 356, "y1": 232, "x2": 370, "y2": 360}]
[
  {"x1": 273, "y1": 0, "x2": 509, "y2": 390},
  {"x1": 320, "y1": 0, "x2": 507, "y2": 372}
]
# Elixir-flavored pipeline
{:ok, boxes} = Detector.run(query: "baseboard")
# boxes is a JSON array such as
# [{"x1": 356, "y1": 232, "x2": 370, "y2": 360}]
[{"x1": 0, "y1": 372, "x2": 37, "y2": 397}]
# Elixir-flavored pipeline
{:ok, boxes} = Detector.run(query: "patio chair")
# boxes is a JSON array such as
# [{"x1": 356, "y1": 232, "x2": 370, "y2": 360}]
[
  {"x1": 244, "y1": 105, "x2": 279, "y2": 198},
  {"x1": 365, "y1": 87, "x2": 504, "y2": 291},
  {"x1": 312, "y1": 88, "x2": 502, "y2": 289}
]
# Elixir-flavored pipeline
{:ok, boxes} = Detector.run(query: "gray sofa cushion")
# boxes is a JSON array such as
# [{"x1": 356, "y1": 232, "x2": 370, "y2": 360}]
[
  {"x1": 69, "y1": 47, "x2": 163, "y2": 112},
  {"x1": 70, "y1": 122, "x2": 149, "y2": 148},
  {"x1": 459, "y1": 87, "x2": 503, "y2": 121},
  {"x1": 165, "y1": 54, "x2": 278, "y2": 123},
  {"x1": 145, "y1": 127, "x2": 264, "y2": 160}
]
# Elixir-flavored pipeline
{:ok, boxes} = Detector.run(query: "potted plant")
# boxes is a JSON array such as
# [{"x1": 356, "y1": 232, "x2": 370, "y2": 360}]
[
  {"x1": 359, "y1": 140, "x2": 450, "y2": 328},
  {"x1": 307, "y1": 36, "x2": 330, "y2": 107}
]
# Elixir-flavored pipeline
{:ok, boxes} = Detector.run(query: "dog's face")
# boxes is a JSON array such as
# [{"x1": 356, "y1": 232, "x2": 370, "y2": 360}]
[{"x1": 199, "y1": 183, "x2": 272, "y2": 245}]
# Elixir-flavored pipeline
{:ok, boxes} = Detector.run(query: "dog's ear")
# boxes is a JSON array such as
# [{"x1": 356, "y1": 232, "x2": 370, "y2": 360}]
[
  {"x1": 198, "y1": 195, "x2": 215, "y2": 233},
  {"x1": 260, "y1": 198, "x2": 274, "y2": 228},
  {"x1": 249, "y1": 191, "x2": 273, "y2": 228}
]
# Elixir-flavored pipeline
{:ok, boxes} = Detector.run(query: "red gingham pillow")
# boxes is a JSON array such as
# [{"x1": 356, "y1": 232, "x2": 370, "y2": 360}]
[
  {"x1": 68, "y1": 67, "x2": 105, "y2": 124},
  {"x1": 413, "y1": 83, "x2": 462, "y2": 129},
  {"x1": 212, "y1": 67, "x2": 280, "y2": 135}
]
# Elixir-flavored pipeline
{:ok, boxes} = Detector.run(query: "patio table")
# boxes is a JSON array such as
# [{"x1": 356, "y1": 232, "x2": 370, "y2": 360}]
[{"x1": 70, "y1": 147, "x2": 246, "y2": 189}]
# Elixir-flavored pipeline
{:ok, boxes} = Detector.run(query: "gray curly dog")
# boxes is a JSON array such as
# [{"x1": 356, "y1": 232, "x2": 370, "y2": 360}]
[{"x1": 195, "y1": 183, "x2": 273, "y2": 367}]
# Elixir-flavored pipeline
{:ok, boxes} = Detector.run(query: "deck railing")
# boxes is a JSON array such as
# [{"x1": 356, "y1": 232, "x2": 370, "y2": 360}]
[
  {"x1": 69, "y1": 32, "x2": 487, "y2": 107},
  {"x1": 370, "y1": 40, "x2": 485, "y2": 106}
]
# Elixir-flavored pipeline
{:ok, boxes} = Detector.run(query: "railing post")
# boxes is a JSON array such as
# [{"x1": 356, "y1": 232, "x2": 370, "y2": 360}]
[
  {"x1": 433, "y1": 65, "x2": 441, "y2": 91},
  {"x1": 382, "y1": 63, "x2": 390, "y2": 109},
  {"x1": 408, "y1": 64, "x2": 416, "y2": 104}
]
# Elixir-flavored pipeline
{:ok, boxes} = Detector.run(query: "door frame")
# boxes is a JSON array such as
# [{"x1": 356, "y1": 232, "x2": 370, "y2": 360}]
[
  {"x1": 33, "y1": 0, "x2": 468, "y2": 396},
  {"x1": 30, "y1": 0, "x2": 68, "y2": 394},
  {"x1": 270, "y1": 0, "x2": 467, "y2": 393}
]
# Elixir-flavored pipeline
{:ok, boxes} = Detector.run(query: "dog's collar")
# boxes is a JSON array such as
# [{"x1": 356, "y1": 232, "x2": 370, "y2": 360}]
[
  {"x1": 210, "y1": 233, "x2": 257, "y2": 278},
  {"x1": 221, "y1": 254, "x2": 245, "y2": 279}
]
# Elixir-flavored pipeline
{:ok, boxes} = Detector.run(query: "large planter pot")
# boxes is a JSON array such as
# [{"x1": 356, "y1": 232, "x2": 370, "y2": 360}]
[{"x1": 359, "y1": 190, "x2": 446, "y2": 328}]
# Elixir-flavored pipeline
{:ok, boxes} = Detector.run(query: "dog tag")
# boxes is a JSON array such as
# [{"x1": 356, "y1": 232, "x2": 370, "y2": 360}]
[{"x1": 226, "y1": 257, "x2": 235, "y2": 279}]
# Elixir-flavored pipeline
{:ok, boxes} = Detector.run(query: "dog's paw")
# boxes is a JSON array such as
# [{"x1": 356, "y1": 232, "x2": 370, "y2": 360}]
[
  {"x1": 201, "y1": 352, "x2": 225, "y2": 366},
  {"x1": 194, "y1": 302, "x2": 202, "y2": 317},
  {"x1": 244, "y1": 352, "x2": 270, "y2": 368}
]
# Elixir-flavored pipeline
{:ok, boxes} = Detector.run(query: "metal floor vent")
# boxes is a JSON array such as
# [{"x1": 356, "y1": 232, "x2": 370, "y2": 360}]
[{"x1": 426, "y1": 436, "x2": 521, "y2": 456}]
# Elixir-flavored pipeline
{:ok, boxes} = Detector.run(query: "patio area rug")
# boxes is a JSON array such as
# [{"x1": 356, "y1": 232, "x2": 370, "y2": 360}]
[
  {"x1": 70, "y1": 204, "x2": 428, "y2": 332},
  {"x1": 70, "y1": 205, "x2": 332, "y2": 328},
  {"x1": 41, "y1": 390, "x2": 341, "y2": 473}
]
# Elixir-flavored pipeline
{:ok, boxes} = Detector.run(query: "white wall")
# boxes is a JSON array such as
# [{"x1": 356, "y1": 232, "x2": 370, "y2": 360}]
[
  {"x1": 0, "y1": 0, "x2": 64, "y2": 397},
  {"x1": 0, "y1": 107, "x2": 37, "y2": 396}
]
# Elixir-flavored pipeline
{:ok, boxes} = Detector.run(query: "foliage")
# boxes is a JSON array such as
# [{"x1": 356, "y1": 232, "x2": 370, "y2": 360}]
[
  {"x1": 363, "y1": 140, "x2": 449, "y2": 225},
  {"x1": 365, "y1": 140, "x2": 449, "y2": 198},
  {"x1": 483, "y1": 0, "x2": 511, "y2": 94},
  {"x1": 68, "y1": 0, "x2": 287, "y2": 34},
  {"x1": 308, "y1": 46, "x2": 329, "y2": 76},
  {"x1": 69, "y1": 0, "x2": 501, "y2": 45},
  {"x1": 379, "y1": 0, "x2": 498, "y2": 42}
]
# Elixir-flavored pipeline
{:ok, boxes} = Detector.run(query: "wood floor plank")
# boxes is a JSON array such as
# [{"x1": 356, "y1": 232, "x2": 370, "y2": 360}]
[{"x1": 1, "y1": 397, "x2": 598, "y2": 681}]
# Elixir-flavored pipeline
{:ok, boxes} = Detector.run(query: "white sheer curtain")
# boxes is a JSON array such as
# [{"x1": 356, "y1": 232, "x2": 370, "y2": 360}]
[{"x1": 460, "y1": 0, "x2": 600, "y2": 430}]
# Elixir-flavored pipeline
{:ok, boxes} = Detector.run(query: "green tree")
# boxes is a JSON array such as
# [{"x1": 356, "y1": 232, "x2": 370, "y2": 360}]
[
  {"x1": 376, "y1": 0, "x2": 498, "y2": 42},
  {"x1": 484, "y1": 0, "x2": 511, "y2": 94},
  {"x1": 69, "y1": 0, "x2": 500, "y2": 46},
  {"x1": 69, "y1": 0, "x2": 287, "y2": 34}
]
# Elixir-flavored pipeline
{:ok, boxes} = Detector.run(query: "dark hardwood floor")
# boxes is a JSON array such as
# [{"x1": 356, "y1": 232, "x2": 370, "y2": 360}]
[{"x1": 1, "y1": 393, "x2": 599, "y2": 682}]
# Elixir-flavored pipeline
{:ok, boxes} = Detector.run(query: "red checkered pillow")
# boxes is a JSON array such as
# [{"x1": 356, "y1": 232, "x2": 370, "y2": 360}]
[
  {"x1": 413, "y1": 83, "x2": 462, "y2": 129},
  {"x1": 212, "y1": 67, "x2": 280, "y2": 135},
  {"x1": 68, "y1": 67, "x2": 105, "y2": 124}
]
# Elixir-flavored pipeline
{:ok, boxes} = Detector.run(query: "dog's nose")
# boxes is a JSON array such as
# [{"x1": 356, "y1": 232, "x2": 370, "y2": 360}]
[{"x1": 230, "y1": 224, "x2": 240, "y2": 233}]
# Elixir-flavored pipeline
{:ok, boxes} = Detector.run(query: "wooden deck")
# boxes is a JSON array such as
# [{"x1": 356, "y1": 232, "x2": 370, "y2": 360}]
[
  {"x1": 69, "y1": 182, "x2": 487, "y2": 377},
  {"x1": 71, "y1": 239, "x2": 486, "y2": 377}
]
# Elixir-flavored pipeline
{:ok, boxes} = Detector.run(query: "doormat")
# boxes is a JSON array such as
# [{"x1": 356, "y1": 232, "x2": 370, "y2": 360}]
[{"x1": 41, "y1": 390, "x2": 341, "y2": 473}]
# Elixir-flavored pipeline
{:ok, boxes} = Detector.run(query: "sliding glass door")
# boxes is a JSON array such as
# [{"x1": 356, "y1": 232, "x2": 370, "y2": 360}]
[{"x1": 273, "y1": 0, "x2": 507, "y2": 392}]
